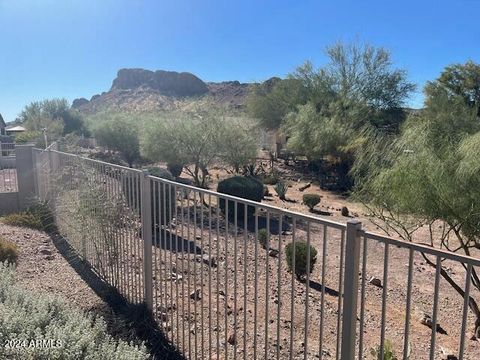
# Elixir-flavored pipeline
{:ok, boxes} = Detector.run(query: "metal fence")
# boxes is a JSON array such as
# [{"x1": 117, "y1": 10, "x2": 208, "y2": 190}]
[
  {"x1": 34, "y1": 148, "x2": 480, "y2": 360},
  {"x1": 0, "y1": 143, "x2": 17, "y2": 193}
]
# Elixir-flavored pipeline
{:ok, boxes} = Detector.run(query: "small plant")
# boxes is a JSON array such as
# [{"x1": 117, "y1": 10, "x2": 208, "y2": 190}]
[
  {"x1": 258, "y1": 229, "x2": 268, "y2": 249},
  {"x1": 0, "y1": 237, "x2": 19, "y2": 265},
  {"x1": 285, "y1": 241, "x2": 318, "y2": 281},
  {"x1": 242, "y1": 163, "x2": 265, "y2": 179},
  {"x1": 1, "y1": 213, "x2": 43, "y2": 231},
  {"x1": 303, "y1": 194, "x2": 321, "y2": 211},
  {"x1": 370, "y1": 340, "x2": 399, "y2": 360},
  {"x1": 167, "y1": 163, "x2": 183, "y2": 178},
  {"x1": 263, "y1": 170, "x2": 279, "y2": 185},
  {"x1": 274, "y1": 181, "x2": 288, "y2": 200},
  {"x1": 0, "y1": 264, "x2": 148, "y2": 359},
  {"x1": 341, "y1": 206, "x2": 349, "y2": 217},
  {"x1": 27, "y1": 201, "x2": 57, "y2": 233}
]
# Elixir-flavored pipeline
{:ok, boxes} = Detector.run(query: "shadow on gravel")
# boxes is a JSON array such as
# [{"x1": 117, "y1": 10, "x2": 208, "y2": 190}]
[
  {"x1": 153, "y1": 229, "x2": 203, "y2": 256},
  {"x1": 50, "y1": 233, "x2": 185, "y2": 360},
  {"x1": 308, "y1": 280, "x2": 339, "y2": 297}
]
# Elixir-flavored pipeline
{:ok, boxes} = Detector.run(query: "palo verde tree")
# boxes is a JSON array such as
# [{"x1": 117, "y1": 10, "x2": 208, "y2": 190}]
[
  {"x1": 353, "y1": 61, "x2": 480, "y2": 336},
  {"x1": 141, "y1": 110, "x2": 259, "y2": 187},
  {"x1": 93, "y1": 114, "x2": 141, "y2": 167}
]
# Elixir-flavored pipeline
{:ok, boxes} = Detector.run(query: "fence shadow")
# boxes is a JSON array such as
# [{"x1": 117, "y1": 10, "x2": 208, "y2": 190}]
[
  {"x1": 153, "y1": 228, "x2": 203, "y2": 256},
  {"x1": 50, "y1": 233, "x2": 186, "y2": 360}
]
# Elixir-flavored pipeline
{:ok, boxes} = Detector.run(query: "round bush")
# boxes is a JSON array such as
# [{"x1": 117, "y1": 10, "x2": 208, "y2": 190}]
[
  {"x1": 303, "y1": 194, "x2": 321, "y2": 211},
  {"x1": 217, "y1": 176, "x2": 264, "y2": 220},
  {"x1": 0, "y1": 238, "x2": 19, "y2": 265},
  {"x1": 167, "y1": 163, "x2": 183, "y2": 178},
  {"x1": 285, "y1": 241, "x2": 318, "y2": 281}
]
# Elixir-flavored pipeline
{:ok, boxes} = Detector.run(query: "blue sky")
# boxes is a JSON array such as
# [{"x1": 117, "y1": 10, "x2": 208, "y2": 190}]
[{"x1": 0, "y1": 0, "x2": 479, "y2": 122}]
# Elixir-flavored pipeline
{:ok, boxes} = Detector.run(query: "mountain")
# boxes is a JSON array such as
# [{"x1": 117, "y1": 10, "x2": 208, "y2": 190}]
[{"x1": 72, "y1": 68, "x2": 253, "y2": 114}]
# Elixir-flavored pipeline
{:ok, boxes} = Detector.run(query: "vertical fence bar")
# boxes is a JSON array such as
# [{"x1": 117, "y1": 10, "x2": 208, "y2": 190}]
[
  {"x1": 141, "y1": 172, "x2": 153, "y2": 311},
  {"x1": 340, "y1": 220, "x2": 362, "y2": 360}
]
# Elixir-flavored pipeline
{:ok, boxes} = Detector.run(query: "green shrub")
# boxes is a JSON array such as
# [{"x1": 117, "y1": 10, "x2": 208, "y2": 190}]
[
  {"x1": 274, "y1": 181, "x2": 288, "y2": 200},
  {"x1": 258, "y1": 228, "x2": 268, "y2": 249},
  {"x1": 303, "y1": 194, "x2": 321, "y2": 211},
  {"x1": 1, "y1": 202, "x2": 56, "y2": 233},
  {"x1": 27, "y1": 201, "x2": 57, "y2": 233},
  {"x1": 217, "y1": 176, "x2": 264, "y2": 220},
  {"x1": 89, "y1": 152, "x2": 128, "y2": 167},
  {"x1": 167, "y1": 163, "x2": 183, "y2": 178},
  {"x1": 263, "y1": 172, "x2": 279, "y2": 185},
  {"x1": 341, "y1": 206, "x2": 349, "y2": 217},
  {"x1": 0, "y1": 238, "x2": 19, "y2": 265},
  {"x1": 370, "y1": 340, "x2": 399, "y2": 360},
  {"x1": 1, "y1": 213, "x2": 43, "y2": 230},
  {"x1": 0, "y1": 263, "x2": 148, "y2": 359},
  {"x1": 14, "y1": 130, "x2": 42, "y2": 144},
  {"x1": 285, "y1": 241, "x2": 318, "y2": 281}
]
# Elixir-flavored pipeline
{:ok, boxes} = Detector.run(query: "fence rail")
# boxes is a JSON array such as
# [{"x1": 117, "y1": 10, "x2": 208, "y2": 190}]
[{"x1": 34, "y1": 148, "x2": 480, "y2": 360}]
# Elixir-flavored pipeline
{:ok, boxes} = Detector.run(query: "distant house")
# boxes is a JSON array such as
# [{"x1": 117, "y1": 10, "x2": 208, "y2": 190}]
[{"x1": 5, "y1": 125, "x2": 26, "y2": 135}]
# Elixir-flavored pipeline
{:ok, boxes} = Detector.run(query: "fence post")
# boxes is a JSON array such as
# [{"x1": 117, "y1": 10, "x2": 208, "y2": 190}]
[
  {"x1": 341, "y1": 219, "x2": 362, "y2": 360},
  {"x1": 141, "y1": 171, "x2": 154, "y2": 311}
]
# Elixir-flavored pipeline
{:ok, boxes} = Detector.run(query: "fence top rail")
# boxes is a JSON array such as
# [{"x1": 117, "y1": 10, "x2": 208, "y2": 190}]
[{"x1": 363, "y1": 230, "x2": 480, "y2": 266}]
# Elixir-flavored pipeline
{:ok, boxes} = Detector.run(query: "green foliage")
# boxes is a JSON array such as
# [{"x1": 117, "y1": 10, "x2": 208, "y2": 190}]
[
  {"x1": 274, "y1": 180, "x2": 288, "y2": 200},
  {"x1": 141, "y1": 110, "x2": 259, "y2": 187},
  {"x1": 258, "y1": 228, "x2": 268, "y2": 249},
  {"x1": 89, "y1": 152, "x2": 129, "y2": 167},
  {"x1": 0, "y1": 238, "x2": 19, "y2": 265},
  {"x1": 1, "y1": 213, "x2": 43, "y2": 231},
  {"x1": 94, "y1": 115, "x2": 140, "y2": 167},
  {"x1": 13, "y1": 130, "x2": 42, "y2": 144},
  {"x1": 0, "y1": 263, "x2": 148, "y2": 359},
  {"x1": 370, "y1": 340, "x2": 398, "y2": 360},
  {"x1": 217, "y1": 176, "x2": 264, "y2": 219},
  {"x1": 285, "y1": 241, "x2": 318, "y2": 280},
  {"x1": 27, "y1": 201, "x2": 57, "y2": 233},
  {"x1": 425, "y1": 60, "x2": 480, "y2": 115},
  {"x1": 1, "y1": 202, "x2": 55, "y2": 233},
  {"x1": 262, "y1": 171, "x2": 279, "y2": 185},
  {"x1": 353, "y1": 63, "x2": 480, "y2": 334},
  {"x1": 18, "y1": 99, "x2": 87, "y2": 139},
  {"x1": 141, "y1": 111, "x2": 222, "y2": 187},
  {"x1": 167, "y1": 163, "x2": 184, "y2": 178},
  {"x1": 247, "y1": 77, "x2": 308, "y2": 129},
  {"x1": 219, "y1": 117, "x2": 259, "y2": 173},
  {"x1": 302, "y1": 194, "x2": 321, "y2": 211}
]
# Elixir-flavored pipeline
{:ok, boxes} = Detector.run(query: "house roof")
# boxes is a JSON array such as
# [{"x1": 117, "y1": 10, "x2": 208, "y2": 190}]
[{"x1": 6, "y1": 125, "x2": 26, "y2": 132}]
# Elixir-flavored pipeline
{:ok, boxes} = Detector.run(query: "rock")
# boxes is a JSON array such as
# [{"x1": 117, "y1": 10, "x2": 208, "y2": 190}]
[
  {"x1": 298, "y1": 182, "x2": 312, "y2": 192},
  {"x1": 468, "y1": 331, "x2": 477, "y2": 341},
  {"x1": 369, "y1": 276, "x2": 382, "y2": 287},
  {"x1": 419, "y1": 312, "x2": 433, "y2": 328},
  {"x1": 39, "y1": 247, "x2": 52, "y2": 256},
  {"x1": 111, "y1": 68, "x2": 209, "y2": 97},
  {"x1": 227, "y1": 331, "x2": 236, "y2": 345},
  {"x1": 45, "y1": 255, "x2": 55, "y2": 261},
  {"x1": 268, "y1": 249, "x2": 279, "y2": 258},
  {"x1": 190, "y1": 289, "x2": 202, "y2": 301},
  {"x1": 72, "y1": 97, "x2": 89, "y2": 108},
  {"x1": 196, "y1": 254, "x2": 217, "y2": 268}
]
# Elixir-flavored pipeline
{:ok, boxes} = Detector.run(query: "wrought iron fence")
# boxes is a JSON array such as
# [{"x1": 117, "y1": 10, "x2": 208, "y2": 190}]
[
  {"x1": 0, "y1": 143, "x2": 17, "y2": 193},
  {"x1": 33, "y1": 148, "x2": 480, "y2": 360}
]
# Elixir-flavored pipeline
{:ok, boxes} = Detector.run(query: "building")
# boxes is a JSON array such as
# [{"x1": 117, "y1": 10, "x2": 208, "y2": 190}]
[
  {"x1": 0, "y1": 113, "x2": 5, "y2": 136},
  {"x1": 5, "y1": 125, "x2": 26, "y2": 135}
]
